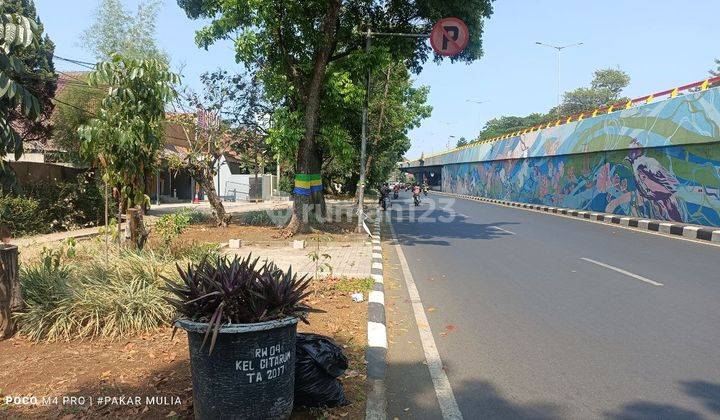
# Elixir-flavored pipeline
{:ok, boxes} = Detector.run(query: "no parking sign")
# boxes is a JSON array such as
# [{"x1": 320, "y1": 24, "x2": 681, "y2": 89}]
[{"x1": 430, "y1": 17, "x2": 470, "y2": 57}]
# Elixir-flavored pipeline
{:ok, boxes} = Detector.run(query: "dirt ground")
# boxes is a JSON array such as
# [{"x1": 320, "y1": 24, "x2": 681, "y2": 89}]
[{"x1": 0, "y1": 277, "x2": 368, "y2": 419}]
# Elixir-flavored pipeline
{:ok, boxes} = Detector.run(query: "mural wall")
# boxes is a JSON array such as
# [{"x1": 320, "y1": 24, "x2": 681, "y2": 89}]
[
  {"x1": 442, "y1": 143, "x2": 720, "y2": 226},
  {"x1": 414, "y1": 86, "x2": 720, "y2": 168}
]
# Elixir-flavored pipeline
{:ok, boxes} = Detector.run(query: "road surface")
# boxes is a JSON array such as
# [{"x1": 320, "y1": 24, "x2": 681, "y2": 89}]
[{"x1": 384, "y1": 191, "x2": 720, "y2": 419}]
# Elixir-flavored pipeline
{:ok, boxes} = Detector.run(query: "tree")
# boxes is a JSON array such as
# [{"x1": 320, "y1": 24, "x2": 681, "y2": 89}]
[
  {"x1": 78, "y1": 55, "x2": 178, "y2": 248},
  {"x1": 51, "y1": 73, "x2": 104, "y2": 164},
  {"x1": 330, "y1": 57, "x2": 430, "y2": 199},
  {"x1": 0, "y1": 7, "x2": 42, "y2": 164},
  {"x1": 1, "y1": 0, "x2": 56, "y2": 149},
  {"x1": 476, "y1": 113, "x2": 552, "y2": 141},
  {"x1": 456, "y1": 137, "x2": 468, "y2": 147},
  {"x1": 81, "y1": 0, "x2": 167, "y2": 62},
  {"x1": 178, "y1": 0, "x2": 494, "y2": 234},
  {"x1": 168, "y1": 70, "x2": 249, "y2": 227},
  {"x1": 554, "y1": 67, "x2": 630, "y2": 117},
  {"x1": 710, "y1": 58, "x2": 720, "y2": 88}
]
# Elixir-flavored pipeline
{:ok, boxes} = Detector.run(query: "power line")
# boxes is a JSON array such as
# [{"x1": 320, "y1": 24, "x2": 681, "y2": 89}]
[{"x1": 54, "y1": 55, "x2": 96, "y2": 70}]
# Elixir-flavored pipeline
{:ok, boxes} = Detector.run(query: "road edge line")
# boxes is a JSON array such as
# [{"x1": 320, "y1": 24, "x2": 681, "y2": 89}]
[
  {"x1": 366, "y1": 211, "x2": 387, "y2": 420},
  {"x1": 388, "y1": 220, "x2": 464, "y2": 420}
]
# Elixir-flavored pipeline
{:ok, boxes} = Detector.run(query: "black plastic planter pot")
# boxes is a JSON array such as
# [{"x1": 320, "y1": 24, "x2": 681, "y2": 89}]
[{"x1": 176, "y1": 317, "x2": 298, "y2": 420}]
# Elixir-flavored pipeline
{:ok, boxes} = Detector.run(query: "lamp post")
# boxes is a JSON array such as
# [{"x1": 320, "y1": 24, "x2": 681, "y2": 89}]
[{"x1": 535, "y1": 41, "x2": 583, "y2": 114}]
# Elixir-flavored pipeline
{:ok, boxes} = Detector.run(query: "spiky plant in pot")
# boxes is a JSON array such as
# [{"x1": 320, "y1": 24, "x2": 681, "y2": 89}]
[{"x1": 164, "y1": 254, "x2": 317, "y2": 354}]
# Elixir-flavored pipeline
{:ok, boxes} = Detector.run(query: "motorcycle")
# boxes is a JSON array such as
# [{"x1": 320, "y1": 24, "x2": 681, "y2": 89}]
[
  {"x1": 392, "y1": 191, "x2": 399, "y2": 200},
  {"x1": 379, "y1": 194, "x2": 388, "y2": 211},
  {"x1": 413, "y1": 194, "x2": 420, "y2": 206}
]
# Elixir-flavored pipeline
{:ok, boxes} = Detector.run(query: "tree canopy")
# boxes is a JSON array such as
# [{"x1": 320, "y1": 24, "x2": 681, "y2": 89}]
[
  {"x1": 553, "y1": 67, "x2": 630, "y2": 117},
  {"x1": 178, "y1": 0, "x2": 493, "y2": 232},
  {"x1": 471, "y1": 67, "x2": 631, "y2": 144},
  {"x1": 1, "y1": 0, "x2": 55, "y2": 149},
  {"x1": 0, "y1": 6, "x2": 42, "y2": 163},
  {"x1": 81, "y1": 0, "x2": 167, "y2": 62},
  {"x1": 78, "y1": 55, "x2": 178, "y2": 208}
]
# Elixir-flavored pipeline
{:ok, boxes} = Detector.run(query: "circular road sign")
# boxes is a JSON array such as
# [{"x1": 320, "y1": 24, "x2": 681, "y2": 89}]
[{"x1": 430, "y1": 17, "x2": 470, "y2": 57}]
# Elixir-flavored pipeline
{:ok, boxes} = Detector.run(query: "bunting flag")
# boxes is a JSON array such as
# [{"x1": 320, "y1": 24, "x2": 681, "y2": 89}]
[{"x1": 293, "y1": 173, "x2": 323, "y2": 196}]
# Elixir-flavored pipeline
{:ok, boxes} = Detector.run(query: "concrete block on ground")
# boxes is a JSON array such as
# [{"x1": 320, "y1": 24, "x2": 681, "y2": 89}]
[
  {"x1": 228, "y1": 239, "x2": 242, "y2": 249},
  {"x1": 292, "y1": 240, "x2": 306, "y2": 249}
]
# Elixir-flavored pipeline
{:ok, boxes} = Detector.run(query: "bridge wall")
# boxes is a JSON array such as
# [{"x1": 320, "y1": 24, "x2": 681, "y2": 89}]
[{"x1": 436, "y1": 87, "x2": 720, "y2": 226}]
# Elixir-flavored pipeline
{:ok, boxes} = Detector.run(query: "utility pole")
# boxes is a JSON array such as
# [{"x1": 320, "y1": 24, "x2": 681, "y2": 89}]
[
  {"x1": 535, "y1": 41, "x2": 583, "y2": 115},
  {"x1": 356, "y1": 29, "x2": 430, "y2": 233}
]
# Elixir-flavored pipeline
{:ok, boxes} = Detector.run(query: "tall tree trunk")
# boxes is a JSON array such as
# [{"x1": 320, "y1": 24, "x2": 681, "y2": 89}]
[
  {"x1": 0, "y1": 245, "x2": 21, "y2": 339},
  {"x1": 127, "y1": 207, "x2": 148, "y2": 249},
  {"x1": 285, "y1": 0, "x2": 341, "y2": 234},
  {"x1": 355, "y1": 65, "x2": 392, "y2": 205},
  {"x1": 197, "y1": 169, "x2": 230, "y2": 227}
]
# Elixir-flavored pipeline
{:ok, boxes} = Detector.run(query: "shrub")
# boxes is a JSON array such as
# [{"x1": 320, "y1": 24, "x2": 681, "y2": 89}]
[
  {"x1": 154, "y1": 209, "x2": 193, "y2": 246},
  {"x1": 0, "y1": 193, "x2": 45, "y2": 236},
  {"x1": 14, "y1": 240, "x2": 216, "y2": 341},
  {"x1": 0, "y1": 172, "x2": 104, "y2": 236},
  {"x1": 164, "y1": 255, "x2": 317, "y2": 353},
  {"x1": 238, "y1": 210, "x2": 278, "y2": 226}
]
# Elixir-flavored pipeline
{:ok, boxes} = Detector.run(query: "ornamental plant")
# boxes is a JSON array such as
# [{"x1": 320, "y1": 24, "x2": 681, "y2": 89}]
[{"x1": 164, "y1": 254, "x2": 317, "y2": 353}]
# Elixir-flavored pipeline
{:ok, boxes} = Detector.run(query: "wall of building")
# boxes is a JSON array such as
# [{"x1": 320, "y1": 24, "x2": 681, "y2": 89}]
[
  {"x1": 443, "y1": 142, "x2": 720, "y2": 226},
  {"x1": 423, "y1": 87, "x2": 720, "y2": 226}
]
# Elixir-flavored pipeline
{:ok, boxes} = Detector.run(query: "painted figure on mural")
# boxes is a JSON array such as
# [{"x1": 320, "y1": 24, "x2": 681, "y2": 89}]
[{"x1": 626, "y1": 145, "x2": 683, "y2": 222}]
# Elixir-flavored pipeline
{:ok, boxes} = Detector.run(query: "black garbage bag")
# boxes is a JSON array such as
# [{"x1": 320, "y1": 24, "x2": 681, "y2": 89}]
[{"x1": 294, "y1": 333, "x2": 350, "y2": 407}]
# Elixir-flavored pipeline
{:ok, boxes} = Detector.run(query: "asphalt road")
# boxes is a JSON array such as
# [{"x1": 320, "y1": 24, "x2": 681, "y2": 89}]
[{"x1": 385, "y1": 191, "x2": 720, "y2": 419}]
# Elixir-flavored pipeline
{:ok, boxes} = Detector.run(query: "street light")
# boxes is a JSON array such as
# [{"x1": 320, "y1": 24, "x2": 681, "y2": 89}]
[
  {"x1": 446, "y1": 135, "x2": 456, "y2": 149},
  {"x1": 535, "y1": 41, "x2": 583, "y2": 114},
  {"x1": 465, "y1": 99, "x2": 487, "y2": 105}
]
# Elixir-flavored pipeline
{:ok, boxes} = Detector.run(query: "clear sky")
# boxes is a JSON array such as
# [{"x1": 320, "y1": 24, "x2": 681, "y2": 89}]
[{"x1": 37, "y1": 0, "x2": 720, "y2": 160}]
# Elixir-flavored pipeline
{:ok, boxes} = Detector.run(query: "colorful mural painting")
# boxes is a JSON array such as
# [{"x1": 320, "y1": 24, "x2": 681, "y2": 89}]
[
  {"x1": 442, "y1": 143, "x2": 720, "y2": 226},
  {"x1": 416, "y1": 86, "x2": 720, "y2": 168},
  {"x1": 423, "y1": 86, "x2": 720, "y2": 226}
]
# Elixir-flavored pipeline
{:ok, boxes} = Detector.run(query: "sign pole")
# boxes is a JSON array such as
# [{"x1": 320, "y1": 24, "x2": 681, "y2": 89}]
[
  {"x1": 356, "y1": 29, "x2": 372, "y2": 233},
  {"x1": 356, "y1": 29, "x2": 432, "y2": 233},
  {"x1": 355, "y1": 21, "x2": 465, "y2": 232}
]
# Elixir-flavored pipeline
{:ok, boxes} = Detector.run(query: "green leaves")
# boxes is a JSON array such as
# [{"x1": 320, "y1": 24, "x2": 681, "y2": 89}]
[
  {"x1": 79, "y1": 54, "x2": 179, "y2": 207},
  {"x1": 0, "y1": 10, "x2": 41, "y2": 162}
]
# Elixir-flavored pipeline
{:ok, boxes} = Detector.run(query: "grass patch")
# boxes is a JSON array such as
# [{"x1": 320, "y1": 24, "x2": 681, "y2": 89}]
[
  {"x1": 237, "y1": 210, "x2": 284, "y2": 226},
  {"x1": 14, "y1": 240, "x2": 217, "y2": 341},
  {"x1": 332, "y1": 277, "x2": 375, "y2": 293}
]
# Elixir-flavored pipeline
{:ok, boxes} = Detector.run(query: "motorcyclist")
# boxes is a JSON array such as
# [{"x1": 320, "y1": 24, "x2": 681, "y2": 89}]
[
  {"x1": 412, "y1": 183, "x2": 421, "y2": 206},
  {"x1": 378, "y1": 182, "x2": 390, "y2": 210},
  {"x1": 422, "y1": 182, "x2": 428, "y2": 196},
  {"x1": 392, "y1": 183, "x2": 400, "y2": 199}
]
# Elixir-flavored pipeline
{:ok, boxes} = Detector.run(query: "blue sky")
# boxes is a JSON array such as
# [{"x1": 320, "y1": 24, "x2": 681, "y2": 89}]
[{"x1": 37, "y1": 0, "x2": 720, "y2": 160}]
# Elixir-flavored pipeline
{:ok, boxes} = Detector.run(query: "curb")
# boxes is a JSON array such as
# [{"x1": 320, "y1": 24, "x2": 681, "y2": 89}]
[
  {"x1": 365, "y1": 211, "x2": 387, "y2": 420},
  {"x1": 433, "y1": 191, "x2": 720, "y2": 244}
]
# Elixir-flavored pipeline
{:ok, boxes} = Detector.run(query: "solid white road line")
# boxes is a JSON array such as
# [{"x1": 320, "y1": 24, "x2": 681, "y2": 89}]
[
  {"x1": 580, "y1": 257, "x2": 664, "y2": 287},
  {"x1": 389, "y1": 222, "x2": 464, "y2": 420},
  {"x1": 490, "y1": 225, "x2": 516, "y2": 235}
]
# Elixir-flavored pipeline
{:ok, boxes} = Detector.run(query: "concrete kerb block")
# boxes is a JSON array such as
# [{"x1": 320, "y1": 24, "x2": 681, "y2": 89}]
[
  {"x1": 659, "y1": 223, "x2": 673, "y2": 234},
  {"x1": 366, "y1": 213, "x2": 387, "y2": 419},
  {"x1": 682, "y1": 226, "x2": 700, "y2": 238},
  {"x1": 712, "y1": 230, "x2": 720, "y2": 243}
]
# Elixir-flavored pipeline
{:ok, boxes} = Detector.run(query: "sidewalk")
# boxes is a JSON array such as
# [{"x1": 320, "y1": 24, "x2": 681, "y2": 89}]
[
  {"x1": 225, "y1": 239, "x2": 372, "y2": 279},
  {"x1": 12, "y1": 199, "x2": 292, "y2": 248}
]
